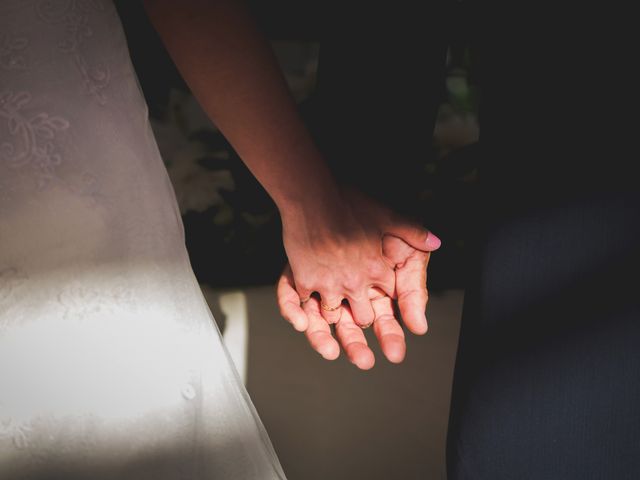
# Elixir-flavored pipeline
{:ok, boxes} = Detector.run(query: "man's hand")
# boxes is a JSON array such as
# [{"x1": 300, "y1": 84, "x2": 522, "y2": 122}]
[{"x1": 277, "y1": 235, "x2": 433, "y2": 369}]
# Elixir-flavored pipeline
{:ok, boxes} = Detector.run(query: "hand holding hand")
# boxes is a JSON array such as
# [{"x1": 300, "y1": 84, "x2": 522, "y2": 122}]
[
  {"x1": 277, "y1": 233, "x2": 435, "y2": 369},
  {"x1": 280, "y1": 189, "x2": 440, "y2": 328}
]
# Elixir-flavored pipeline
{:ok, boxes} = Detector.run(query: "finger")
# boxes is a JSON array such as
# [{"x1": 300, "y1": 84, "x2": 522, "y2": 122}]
[
  {"x1": 367, "y1": 285, "x2": 388, "y2": 302},
  {"x1": 382, "y1": 234, "x2": 418, "y2": 268},
  {"x1": 318, "y1": 292, "x2": 343, "y2": 325},
  {"x1": 371, "y1": 295, "x2": 406, "y2": 364},
  {"x1": 383, "y1": 218, "x2": 442, "y2": 252},
  {"x1": 370, "y1": 263, "x2": 397, "y2": 300},
  {"x1": 303, "y1": 297, "x2": 340, "y2": 360},
  {"x1": 294, "y1": 281, "x2": 313, "y2": 306},
  {"x1": 396, "y1": 251, "x2": 431, "y2": 335},
  {"x1": 335, "y1": 305, "x2": 375, "y2": 370},
  {"x1": 347, "y1": 291, "x2": 375, "y2": 328},
  {"x1": 276, "y1": 264, "x2": 309, "y2": 332}
]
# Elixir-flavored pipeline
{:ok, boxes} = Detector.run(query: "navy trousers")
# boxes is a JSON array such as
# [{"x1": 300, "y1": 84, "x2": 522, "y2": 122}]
[{"x1": 445, "y1": 2, "x2": 640, "y2": 476}]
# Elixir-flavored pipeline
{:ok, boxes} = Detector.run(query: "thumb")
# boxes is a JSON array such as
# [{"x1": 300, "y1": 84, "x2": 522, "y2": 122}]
[
  {"x1": 384, "y1": 219, "x2": 441, "y2": 252},
  {"x1": 382, "y1": 234, "x2": 416, "y2": 266}
]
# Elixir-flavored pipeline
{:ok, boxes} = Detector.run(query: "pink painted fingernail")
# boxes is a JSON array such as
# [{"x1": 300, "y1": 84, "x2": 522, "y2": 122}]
[{"x1": 425, "y1": 232, "x2": 442, "y2": 250}]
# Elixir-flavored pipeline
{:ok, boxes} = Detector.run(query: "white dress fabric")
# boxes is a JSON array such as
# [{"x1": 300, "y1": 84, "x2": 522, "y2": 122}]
[{"x1": 0, "y1": 1, "x2": 286, "y2": 478}]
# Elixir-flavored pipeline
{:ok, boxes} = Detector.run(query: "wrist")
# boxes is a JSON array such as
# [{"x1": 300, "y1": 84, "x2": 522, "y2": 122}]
[
  {"x1": 276, "y1": 170, "x2": 343, "y2": 224},
  {"x1": 279, "y1": 193, "x2": 345, "y2": 233},
  {"x1": 278, "y1": 185, "x2": 355, "y2": 243}
]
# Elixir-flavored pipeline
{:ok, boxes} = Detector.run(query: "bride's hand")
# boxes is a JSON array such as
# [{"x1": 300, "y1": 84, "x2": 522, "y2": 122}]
[
  {"x1": 277, "y1": 235, "x2": 434, "y2": 369},
  {"x1": 280, "y1": 189, "x2": 440, "y2": 328}
]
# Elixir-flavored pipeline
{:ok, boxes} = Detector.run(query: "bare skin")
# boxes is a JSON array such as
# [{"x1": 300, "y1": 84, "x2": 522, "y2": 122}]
[{"x1": 278, "y1": 234, "x2": 432, "y2": 369}]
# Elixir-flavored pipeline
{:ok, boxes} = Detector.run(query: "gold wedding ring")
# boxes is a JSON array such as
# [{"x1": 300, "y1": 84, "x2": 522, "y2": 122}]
[{"x1": 320, "y1": 302, "x2": 341, "y2": 312}]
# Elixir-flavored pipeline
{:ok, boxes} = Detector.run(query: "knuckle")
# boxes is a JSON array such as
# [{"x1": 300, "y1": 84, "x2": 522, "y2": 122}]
[
  {"x1": 348, "y1": 290, "x2": 367, "y2": 302},
  {"x1": 367, "y1": 259, "x2": 388, "y2": 278},
  {"x1": 342, "y1": 273, "x2": 364, "y2": 293},
  {"x1": 294, "y1": 279, "x2": 307, "y2": 291},
  {"x1": 317, "y1": 275, "x2": 337, "y2": 292},
  {"x1": 296, "y1": 278, "x2": 315, "y2": 293}
]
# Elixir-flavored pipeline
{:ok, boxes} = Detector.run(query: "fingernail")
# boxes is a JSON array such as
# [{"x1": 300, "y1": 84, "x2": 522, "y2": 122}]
[{"x1": 425, "y1": 232, "x2": 442, "y2": 251}]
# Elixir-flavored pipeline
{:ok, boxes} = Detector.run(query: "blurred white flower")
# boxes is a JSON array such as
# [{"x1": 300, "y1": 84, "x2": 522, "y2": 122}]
[
  {"x1": 150, "y1": 89, "x2": 235, "y2": 215},
  {"x1": 166, "y1": 143, "x2": 234, "y2": 215}
]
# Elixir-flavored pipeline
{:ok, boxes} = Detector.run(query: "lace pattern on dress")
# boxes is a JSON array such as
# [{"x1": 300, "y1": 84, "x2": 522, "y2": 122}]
[
  {"x1": 35, "y1": 0, "x2": 111, "y2": 105},
  {"x1": 0, "y1": 91, "x2": 70, "y2": 190},
  {"x1": 0, "y1": 34, "x2": 28, "y2": 70}
]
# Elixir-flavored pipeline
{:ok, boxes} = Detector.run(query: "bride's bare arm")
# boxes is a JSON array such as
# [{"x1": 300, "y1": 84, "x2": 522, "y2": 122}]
[
  {"x1": 143, "y1": 0, "x2": 439, "y2": 329},
  {"x1": 143, "y1": 0, "x2": 338, "y2": 216}
]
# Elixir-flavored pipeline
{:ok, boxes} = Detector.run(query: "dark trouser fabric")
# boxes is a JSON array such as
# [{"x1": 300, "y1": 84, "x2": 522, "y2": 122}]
[
  {"x1": 447, "y1": 191, "x2": 640, "y2": 479},
  {"x1": 446, "y1": 4, "x2": 640, "y2": 477}
]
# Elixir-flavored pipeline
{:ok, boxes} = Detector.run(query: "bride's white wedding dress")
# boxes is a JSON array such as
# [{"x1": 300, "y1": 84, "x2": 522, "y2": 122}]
[{"x1": 0, "y1": 1, "x2": 286, "y2": 478}]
